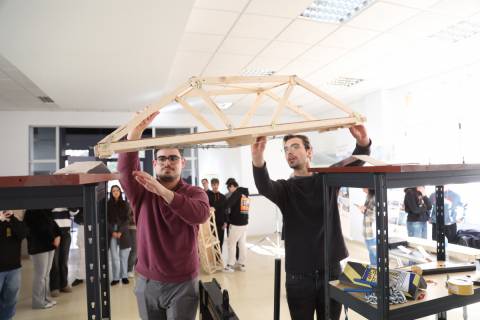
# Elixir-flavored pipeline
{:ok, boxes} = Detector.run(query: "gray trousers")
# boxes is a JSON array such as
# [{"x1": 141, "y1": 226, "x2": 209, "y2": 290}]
[
  {"x1": 134, "y1": 275, "x2": 198, "y2": 320},
  {"x1": 30, "y1": 250, "x2": 55, "y2": 308}
]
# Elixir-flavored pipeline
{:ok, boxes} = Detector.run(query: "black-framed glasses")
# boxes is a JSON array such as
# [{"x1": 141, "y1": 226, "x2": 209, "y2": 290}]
[{"x1": 156, "y1": 155, "x2": 181, "y2": 163}]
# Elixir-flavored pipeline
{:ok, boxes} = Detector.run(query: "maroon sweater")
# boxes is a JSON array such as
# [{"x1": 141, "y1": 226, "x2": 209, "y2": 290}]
[{"x1": 118, "y1": 152, "x2": 210, "y2": 283}]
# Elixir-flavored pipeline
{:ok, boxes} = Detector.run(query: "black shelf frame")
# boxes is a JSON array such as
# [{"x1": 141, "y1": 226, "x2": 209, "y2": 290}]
[
  {"x1": 320, "y1": 166, "x2": 480, "y2": 320},
  {"x1": 0, "y1": 182, "x2": 111, "y2": 319}
]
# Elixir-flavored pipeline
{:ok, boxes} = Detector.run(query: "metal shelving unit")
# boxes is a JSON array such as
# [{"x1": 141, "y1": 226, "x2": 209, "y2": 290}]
[{"x1": 310, "y1": 164, "x2": 480, "y2": 320}]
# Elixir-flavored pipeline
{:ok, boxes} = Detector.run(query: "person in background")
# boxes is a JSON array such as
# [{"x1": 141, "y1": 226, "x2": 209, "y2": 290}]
[
  {"x1": 404, "y1": 186, "x2": 431, "y2": 239},
  {"x1": 357, "y1": 189, "x2": 376, "y2": 265},
  {"x1": 0, "y1": 210, "x2": 27, "y2": 319},
  {"x1": 430, "y1": 186, "x2": 465, "y2": 243},
  {"x1": 24, "y1": 209, "x2": 61, "y2": 309},
  {"x1": 49, "y1": 208, "x2": 75, "y2": 296},
  {"x1": 223, "y1": 178, "x2": 249, "y2": 272},
  {"x1": 209, "y1": 178, "x2": 227, "y2": 251},
  {"x1": 71, "y1": 208, "x2": 85, "y2": 287},
  {"x1": 108, "y1": 185, "x2": 132, "y2": 286}
]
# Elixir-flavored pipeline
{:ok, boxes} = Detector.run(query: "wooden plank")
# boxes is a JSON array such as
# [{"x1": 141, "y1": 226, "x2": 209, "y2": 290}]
[
  {"x1": 98, "y1": 83, "x2": 192, "y2": 144},
  {"x1": 271, "y1": 83, "x2": 294, "y2": 125},
  {"x1": 186, "y1": 87, "x2": 262, "y2": 96},
  {"x1": 295, "y1": 77, "x2": 356, "y2": 116},
  {"x1": 238, "y1": 93, "x2": 264, "y2": 127},
  {"x1": 263, "y1": 90, "x2": 316, "y2": 121},
  {"x1": 175, "y1": 97, "x2": 216, "y2": 131},
  {"x1": 193, "y1": 75, "x2": 291, "y2": 85},
  {"x1": 95, "y1": 117, "x2": 361, "y2": 158},
  {"x1": 0, "y1": 174, "x2": 120, "y2": 188},
  {"x1": 196, "y1": 89, "x2": 234, "y2": 129}
]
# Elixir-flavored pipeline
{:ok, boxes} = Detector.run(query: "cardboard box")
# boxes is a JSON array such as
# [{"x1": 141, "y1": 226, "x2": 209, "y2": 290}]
[{"x1": 339, "y1": 261, "x2": 427, "y2": 299}]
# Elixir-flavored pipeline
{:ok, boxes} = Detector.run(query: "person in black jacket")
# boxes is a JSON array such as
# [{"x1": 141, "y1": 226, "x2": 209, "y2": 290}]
[
  {"x1": 223, "y1": 178, "x2": 249, "y2": 272},
  {"x1": 108, "y1": 185, "x2": 132, "y2": 286},
  {"x1": 404, "y1": 186, "x2": 431, "y2": 239},
  {"x1": 24, "y1": 209, "x2": 61, "y2": 309},
  {"x1": 0, "y1": 210, "x2": 27, "y2": 319},
  {"x1": 251, "y1": 125, "x2": 370, "y2": 320},
  {"x1": 209, "y1": 178, "x2": 227, "y2": 251}
]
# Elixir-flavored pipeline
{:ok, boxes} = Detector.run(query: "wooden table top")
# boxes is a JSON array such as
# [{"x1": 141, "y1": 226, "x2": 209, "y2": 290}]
[{"x1": 0, "y1": 173, "x2": 120, "y2": 188}]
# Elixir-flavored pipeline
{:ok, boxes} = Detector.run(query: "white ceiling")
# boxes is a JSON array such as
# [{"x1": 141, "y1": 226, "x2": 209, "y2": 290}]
[{"x1": 1, "y1": 0, "x2": 480, "y2": 118}]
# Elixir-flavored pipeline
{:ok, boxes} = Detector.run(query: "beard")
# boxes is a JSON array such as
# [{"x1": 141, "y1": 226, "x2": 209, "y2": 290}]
[{"x1": 158, "y1": 173, "x2": 177, "y2": 183}]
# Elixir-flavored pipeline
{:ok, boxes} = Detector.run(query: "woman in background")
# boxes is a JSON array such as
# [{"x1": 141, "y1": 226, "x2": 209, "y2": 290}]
[{"x1": 108, "y1": 185, "x2": 132, "y2": 286}]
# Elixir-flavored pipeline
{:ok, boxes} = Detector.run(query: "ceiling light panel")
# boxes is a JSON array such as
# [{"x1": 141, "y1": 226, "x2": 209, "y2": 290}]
[
  {"x1": 429, "y1": 20, "x2": 480, "y2": 43},
  {"x1": 301, "y1": 0, "x2": 375, "y2": 23}
]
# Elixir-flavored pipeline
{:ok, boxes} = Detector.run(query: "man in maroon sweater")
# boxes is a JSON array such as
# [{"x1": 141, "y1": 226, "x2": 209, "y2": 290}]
[{"x1": 118, "y1": 111, "x2": 210, "y2": 319}]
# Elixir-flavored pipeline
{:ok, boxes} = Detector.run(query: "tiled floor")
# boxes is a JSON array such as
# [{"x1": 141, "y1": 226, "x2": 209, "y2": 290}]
[{"x1": 12, "y1": 232, "x2": 480, "y2": 319}]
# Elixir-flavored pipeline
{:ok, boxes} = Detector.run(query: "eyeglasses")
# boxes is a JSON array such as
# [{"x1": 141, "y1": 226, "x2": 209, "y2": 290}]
[{"x1": 156, "y1": 155, "x2": 181, "y2": 163}]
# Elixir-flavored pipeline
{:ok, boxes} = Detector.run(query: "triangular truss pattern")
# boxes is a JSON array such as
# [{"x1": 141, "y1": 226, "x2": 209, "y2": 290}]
[
  {"x1": 94, "y1": 75, "x2": 366, "y2": 158},
  {"x1": 198, "y1": 209, "x2": 224, "y2": 274}
]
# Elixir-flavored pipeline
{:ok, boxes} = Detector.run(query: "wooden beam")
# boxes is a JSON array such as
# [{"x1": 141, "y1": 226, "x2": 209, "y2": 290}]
[
  {"x1": 263, "y1": 91, "x2": 316, "y2": 121},
  {"x1": 95, "y1": 116, "x2": 364, "y2": 158},
  {"x1": 175, "y1": 97, "x2": 216, "y2": 131},
  {"x1": 295, "y1": 77, "x2": 355, "y2": 116},
  {"x1": 271, "y1": 83, "x2": 294, "y2": 125},
  {"x1": 187, "y1": 87, "x2": 262, "y2": 97},
  {"x1": 98, "y1": 83, "x2": 192, "y2": 144},
  {"x1": 196, "y1": 89, "x2": 234, "y2": 129},
  {"x1": 238, "y1": 93, "x2": 264, "y2": 127},
  {"x1": 192, "y1": 75, "x2": 291, "y2": 86}
]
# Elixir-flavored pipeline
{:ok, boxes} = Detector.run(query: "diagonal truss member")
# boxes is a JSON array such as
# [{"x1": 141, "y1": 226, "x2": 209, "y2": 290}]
[{"x1": 94, "y1": 75, "x2": 365, "y2": 158}]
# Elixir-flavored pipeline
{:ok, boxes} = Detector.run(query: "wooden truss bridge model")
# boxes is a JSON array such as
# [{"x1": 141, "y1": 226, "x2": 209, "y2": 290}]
[
  {"x1": 198, "y1": 208, "x2": 224, "y2": 274},
  {"x1": 94, "y1": 75, "x2": 365, "y2": 158}
]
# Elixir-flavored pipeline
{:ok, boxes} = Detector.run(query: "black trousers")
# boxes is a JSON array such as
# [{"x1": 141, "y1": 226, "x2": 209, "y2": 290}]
[
  {"x1": 216, "y1": 223, "x2": 225, "y2": 251},
  {"x1": 285, "y1": 263, "x2": 342, "y2": 320},
  {"x1": 50, "y1": 227, "x2": 71, "y2": 290},
  {"x1": 128, "y1": 228, "x2": 137, "y2": 272},
  {"x1": 432, "y1": 223, "x2": 457, "y2": 243}
]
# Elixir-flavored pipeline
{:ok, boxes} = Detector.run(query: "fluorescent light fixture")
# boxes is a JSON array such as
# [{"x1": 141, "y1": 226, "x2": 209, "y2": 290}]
[
  {"x1": 429, "y1": 20, "x2": 480, "y2": 43},
  {"x1": 241, "y1": 68, "x2": 276, "y2": 76},
  {"x1": 329, "y1": 76, "x2": 364, "y2": 87},
  {"x1": 301, "y1": 0, "x2": 374, "y2": 23}
]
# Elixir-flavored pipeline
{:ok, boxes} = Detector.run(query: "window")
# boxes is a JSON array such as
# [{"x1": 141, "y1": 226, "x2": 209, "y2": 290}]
[{"x1": 29, "y1": 127, "x2": 58, "y2": 175}]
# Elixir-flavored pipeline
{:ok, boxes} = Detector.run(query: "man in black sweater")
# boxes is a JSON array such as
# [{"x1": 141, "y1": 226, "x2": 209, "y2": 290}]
[
  {"x1": 0, "y1": 210, "x2": 27, "y2": 319},
  {"x1": 209, "y1": 178, "x2": 227, "y2": 251},
  {"x1": 251, "y1": 125, "x2": 370, "y2": 320},
  {"x1": 223, "y1": 178, "x2": 249, "y2": 272}
]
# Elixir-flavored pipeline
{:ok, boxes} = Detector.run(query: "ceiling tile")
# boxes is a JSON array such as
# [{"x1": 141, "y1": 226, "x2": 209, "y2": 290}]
[
  {"x1": 277, "y1": 18, "x2": 339, "y2": 44},
  {"x1": 245, "y1": 0, "x2": 313, "y2": 18},
  {"x1": 430, "y1": 0, "x2": 480, "y2": 18},
  {"x1": 167, "y1": 51, "x2": 212, "y2": 87},
  {"x1": 320, "y1": 26, "x2": 379, "y2": 49},
  {"x1": 247, "y1": 56, "x2": 291, "y2": 71},
  {"x1": 348, "y1": 2, "x2": 419, "y2": 32},
  {"x1": 301, "y1": 45, "x2": 347, "y2": 62},
  {"x1": 203, "y1": 53, "x2": 253, "y2": 75},
  {"x1": 389, "y1": 11, "x2": 460, "y2": 39},
  {"x1": 280, "y1": 58, "x2": 325, "y2": 77},
  {"x1": 218, "y1": 37, "x2": 270, "y2": 55},
  {"x1": 185, "y1": 9, "x2": 239, "y2": 35},
  {"x1": 230, "y1": 14, "x2": 291, "y2": 39},
  {"x1": 178, "y1": 33, "x2": 224, "y2": 52},
  {"x1": 194, "y1": 0, "x2": 250, "y2": 12},
  {"x1": 259, "y1": 41, "x2": 310, "y2": 60},
  {"x1": 384, "y1": 0, "x2": 440, "y2": 9}
]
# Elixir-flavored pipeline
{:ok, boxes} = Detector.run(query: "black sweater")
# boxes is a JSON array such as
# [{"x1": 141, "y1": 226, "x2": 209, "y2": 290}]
[
  {"x1": 107, "y1": 199, "x2": 132, "y2": 249},
  {"x1": 253, "y1": 142, "x2": 370, "y2": 274},
  {"x1": 209, "y1": 191, "x2": 227, "y2": 226},
  {"x1": 24, "y1": 209, "x2": 61, "y2": 255},
  {"x1": 0, "y1": 216, "x2": 27, "y2": 272},
  {"x1": 224, "y1": 187, "x2": 249, "y2": 226},
  {"x1": 404, "y1": 188, "x2": 432, "y2": 222}
]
